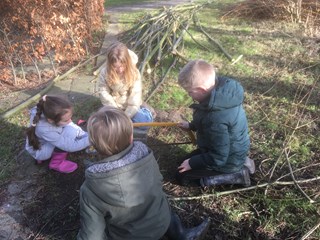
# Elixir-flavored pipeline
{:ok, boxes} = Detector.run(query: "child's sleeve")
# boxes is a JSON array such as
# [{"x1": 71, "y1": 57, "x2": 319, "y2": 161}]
[
  {"x1": 77, "y1": 188, "x2": 107, "y2": 240},
  {"x1": 98, "y1": 66, "x2": 118, "y2": 107},
  {"x1": 41, "y1": 123, "x2": 90, "y2": 152},
  {"x1": 25, "y1": 138, "x2": 55, "y2": 161}
]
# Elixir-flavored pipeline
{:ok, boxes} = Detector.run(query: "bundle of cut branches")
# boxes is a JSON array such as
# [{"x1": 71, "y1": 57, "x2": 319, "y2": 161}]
[
  {"x1": 120, "y1": 2, "x2": 240, "y2": 102},
  {"x1": 120, "y1": 4, "x2": 203, "y2": 75}
]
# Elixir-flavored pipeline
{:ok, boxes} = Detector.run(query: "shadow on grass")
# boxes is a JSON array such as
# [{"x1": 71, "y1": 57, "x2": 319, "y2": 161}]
[
  {"x1": 0, "y1": 116, "x2": 260, "y2": 240},
  {"x1": 238, "y1": 74, "x2": 320, "y2": 106},
  {"x1": 0, "y1": 128, "x2": 303, "y2": 240},
  {"x1": 1, "y1": 86, "x2": 316, "y2": 239},
  {"x1": 0, "y1": 88, "x2": 101, "y2": 239}
]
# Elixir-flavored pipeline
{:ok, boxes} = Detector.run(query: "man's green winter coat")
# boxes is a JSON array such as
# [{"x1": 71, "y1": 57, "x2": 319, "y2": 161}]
[
  {"x1": 77, "y1": 142, "x2": 171, "y2": 240},
  {"x1": 188, "y1": 77, "x2": 250, "y2": 173}
]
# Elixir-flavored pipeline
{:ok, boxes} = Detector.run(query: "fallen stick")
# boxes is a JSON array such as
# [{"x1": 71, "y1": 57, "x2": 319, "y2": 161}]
[
  {"x1": 300, "y1": 220, "x2": 320, "y2": 240},
  {"x1": 145, "y1": 57, "x2": 178, "y2": 102},
  {"x1": 193, "y1": 14, "x2": 243, "y2": 64},
  {"x1": 168, "y1": 175, "x2": 320, "y2": 201}
]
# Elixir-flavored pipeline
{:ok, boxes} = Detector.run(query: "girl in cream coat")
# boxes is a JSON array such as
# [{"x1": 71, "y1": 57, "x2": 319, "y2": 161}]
[{"x1": 98, "y1": 42, "x2": 153, "y2": 125}]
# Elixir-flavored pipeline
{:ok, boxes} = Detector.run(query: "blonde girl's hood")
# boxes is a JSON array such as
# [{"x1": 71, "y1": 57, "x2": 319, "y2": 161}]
[{"x1": 128, "y1": 49, "x2": 138, "y2": 65}]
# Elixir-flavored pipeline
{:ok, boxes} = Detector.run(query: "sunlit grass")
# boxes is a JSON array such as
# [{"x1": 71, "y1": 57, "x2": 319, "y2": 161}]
[{"x1": 1, "y1": 0, "x2": 319, "y2": 238}]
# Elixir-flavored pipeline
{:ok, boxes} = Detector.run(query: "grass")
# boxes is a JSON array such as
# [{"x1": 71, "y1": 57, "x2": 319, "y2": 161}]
[
  {"x1": 117, "y1": 0, "x2": 320, "y2": 238},
  {"x1": 1, "y1": 0, "x2": 319, "y2": 239},
  {"x1": 0, "y1": 110, "x2": 29, "y2": 181}
]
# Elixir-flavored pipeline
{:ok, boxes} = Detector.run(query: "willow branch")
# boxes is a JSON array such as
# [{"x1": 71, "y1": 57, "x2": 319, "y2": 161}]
[
  {"x1": 193, "y1": 14, "x2": 233, "y2": 61},
  {"x1": 284, "y1": 148, "x2": 315, "y2": 203},
  {"x1": 300, "y1": 219, "x2": 320, "y2": 240},
  {"x1": 169, "y1": 176, "x2": 320, "y2": 201},
  {"x1": 172, "y1": 49, "x2": 189, "y2": 62},
  {"x1": 145, "y1": 57, "x2": 178, "y2": 102}
]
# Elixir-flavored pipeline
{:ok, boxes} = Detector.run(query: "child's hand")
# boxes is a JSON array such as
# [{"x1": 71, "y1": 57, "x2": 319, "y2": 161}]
[
  {"x1": 85, "y1": 145, "x2": 97, "y2": 154},
  {"x1": 178, "y1": 159, "x2": 191, "y2": 173},
  {"x1": 178, "y1": 121, "x2": 190, "y2": 130}
]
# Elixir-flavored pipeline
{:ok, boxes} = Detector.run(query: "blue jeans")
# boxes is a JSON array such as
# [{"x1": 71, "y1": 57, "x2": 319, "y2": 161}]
[{"x1": 131, "y1": 107, "x2": 153, "y2": 131}]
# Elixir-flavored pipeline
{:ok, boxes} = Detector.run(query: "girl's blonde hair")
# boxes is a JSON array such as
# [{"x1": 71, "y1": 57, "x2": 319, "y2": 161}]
[
  {"x1": 26, "y1": 95, "x2": 73, "y2": 150},
  {"x1": 106, "y1": 42, "x2": 138, "y2": 88},
  {"x1": 87, "y1": 106, "x2": 133, "y2": 156}
]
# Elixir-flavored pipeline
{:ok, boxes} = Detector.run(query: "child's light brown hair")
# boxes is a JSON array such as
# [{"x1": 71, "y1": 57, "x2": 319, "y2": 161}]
[
  {"x1": 87, "y1": 106, "x2": 133, "y2": 156},
  {"x1": 105, "y1": 42, "x2": 138, "y2": 88},
  {"x1": 178, "y1": 59, "x2": 216, "y2": 89}
]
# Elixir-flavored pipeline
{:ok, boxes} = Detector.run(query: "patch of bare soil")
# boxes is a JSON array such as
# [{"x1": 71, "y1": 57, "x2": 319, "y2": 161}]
[
  {"x1": 0, "y1": 150, "x2": 86, "y2": 239},
  {"x1": 0, "y1": 108, "x2": 262, "y2": 240}
]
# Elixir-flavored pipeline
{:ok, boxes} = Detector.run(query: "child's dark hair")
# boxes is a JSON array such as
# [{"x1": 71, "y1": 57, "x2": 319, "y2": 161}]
[{"x1": 26, "y1": 95, "x2": 73, "y2": 150}]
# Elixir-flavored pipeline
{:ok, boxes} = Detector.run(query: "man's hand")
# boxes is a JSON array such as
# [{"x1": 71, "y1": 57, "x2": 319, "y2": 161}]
[{"x1": 178, "y1": 158, "x2": 191, "y2": 173}]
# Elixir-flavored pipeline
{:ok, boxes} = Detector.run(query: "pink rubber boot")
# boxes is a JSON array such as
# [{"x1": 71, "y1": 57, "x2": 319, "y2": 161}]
[{"x1": 49, "y1": 152, "x2": 78, "y2": 173}]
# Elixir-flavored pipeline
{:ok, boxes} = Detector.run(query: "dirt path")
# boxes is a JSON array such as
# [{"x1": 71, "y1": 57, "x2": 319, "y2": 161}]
[{"x1": 0, "y1": 1, "x2": 194, "y2": 239}]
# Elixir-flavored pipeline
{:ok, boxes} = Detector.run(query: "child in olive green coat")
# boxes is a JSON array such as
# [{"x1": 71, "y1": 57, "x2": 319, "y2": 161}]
[{"x1": 77, "y1": 106, "x2": 210, "y2": 240}]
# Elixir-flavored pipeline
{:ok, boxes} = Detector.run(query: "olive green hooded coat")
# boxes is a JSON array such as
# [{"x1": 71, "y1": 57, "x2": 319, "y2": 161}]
[{"x1": 77, "y1": 142, "x2": 171, "y2": 240}]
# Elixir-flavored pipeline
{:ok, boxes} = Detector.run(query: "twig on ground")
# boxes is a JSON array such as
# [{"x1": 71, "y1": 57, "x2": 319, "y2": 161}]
[
  {"x1": 276, "y1": 162, "x2": 320, "y2": 181},
  {"x1": 284, "y1": 148, "x2": 315, "y2": 203},
  {"x1": 265, "y1": 80, "x2": 315, "y2": 197},
  {"x1": 169, "y1": 176, "x2": 320, "y2": 201},
  {"x1": 300, "y1": 219, "x2": 320, "y2": 240},
  {"x1": 193, "y1": 13, "x2": 242, "y2": 64}
]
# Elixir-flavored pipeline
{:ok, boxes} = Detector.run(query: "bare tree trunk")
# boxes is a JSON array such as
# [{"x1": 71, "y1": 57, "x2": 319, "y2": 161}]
[
  {"x1": 1, "y1": 28, "x2": 17, "y2": 85},
  {"x1": 30, "y1": 43, "x2": 42, "y2": 82}
]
